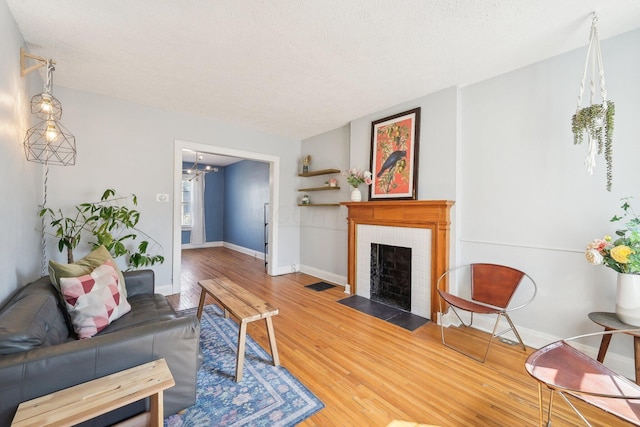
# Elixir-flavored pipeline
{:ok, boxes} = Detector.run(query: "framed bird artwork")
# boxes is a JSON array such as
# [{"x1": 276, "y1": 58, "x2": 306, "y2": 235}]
[{"x1": 369, "y1": 107, "x2": 420, "y2": 200}]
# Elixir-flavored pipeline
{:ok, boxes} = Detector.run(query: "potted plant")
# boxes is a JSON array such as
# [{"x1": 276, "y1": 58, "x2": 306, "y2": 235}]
[
  {"x1": 342, "y1": 168, "x2": 372, "y2": 202},
  {"x1": 40, "y1": 188, "x2": 164, "y2": 269},
  {"x1": 571, "y1": 100, "x2": 615, "y2": 191},
  {"x1": 585, "y1": 197, "x2": 640, "y2": 324}
]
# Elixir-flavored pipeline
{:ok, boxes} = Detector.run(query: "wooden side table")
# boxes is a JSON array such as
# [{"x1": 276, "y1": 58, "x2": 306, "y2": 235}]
[
  {"x1": 588, "y1": 311, "x2": 640, "y2": 384},
  {"x1": 12, "y1": 358, "x2": 174, "y2": 427}
]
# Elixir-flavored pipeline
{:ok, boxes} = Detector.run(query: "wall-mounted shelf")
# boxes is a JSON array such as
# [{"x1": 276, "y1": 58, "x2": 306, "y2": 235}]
[
  {"x1": 298, "y1": 168, "x2": 340, "y2": 177},
  {"x1": 298, "y1": 168, "x2": 341, "y2": 207},
  {"x1": 298, "y1": 186, "x2": 340, "y2": 192}
]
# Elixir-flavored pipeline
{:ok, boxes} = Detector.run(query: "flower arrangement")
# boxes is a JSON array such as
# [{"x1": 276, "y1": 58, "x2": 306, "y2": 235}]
[
  {"x1": 585, "y1": 198, "x2": 640, "y2": 274},
  {"x1": 342, "y1": 168, "x2": 372, "y2": 189}
]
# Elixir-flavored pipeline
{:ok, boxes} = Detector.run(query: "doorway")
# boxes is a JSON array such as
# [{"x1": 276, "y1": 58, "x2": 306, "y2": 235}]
[{"x1": 172, "y1": 140, "x2": 280, "y2": 295}]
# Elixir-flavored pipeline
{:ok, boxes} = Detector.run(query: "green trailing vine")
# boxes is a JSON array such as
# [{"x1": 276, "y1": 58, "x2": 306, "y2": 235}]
[{"x1": 571, "y1": 100, "x2": 615, "y2": 191}]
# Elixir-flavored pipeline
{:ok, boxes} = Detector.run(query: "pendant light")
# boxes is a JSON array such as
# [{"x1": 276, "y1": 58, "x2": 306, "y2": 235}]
[{"x1": 21, "y1": 49, "x2": 76, "y2": 166}]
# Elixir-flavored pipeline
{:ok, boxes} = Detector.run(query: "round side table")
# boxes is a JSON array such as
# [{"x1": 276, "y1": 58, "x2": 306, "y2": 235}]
[{"x1": 588, "y1": 311, "x2": 640, "y2": 384}]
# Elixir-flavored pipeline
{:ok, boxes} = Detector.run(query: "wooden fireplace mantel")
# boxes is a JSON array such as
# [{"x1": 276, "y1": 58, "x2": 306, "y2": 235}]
[{"x1": 340, "y1": 200, "x2": 454, "y2": 320}]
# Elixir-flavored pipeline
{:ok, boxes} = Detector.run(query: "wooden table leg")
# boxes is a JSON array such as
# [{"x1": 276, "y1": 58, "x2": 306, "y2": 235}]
[
  {"x1": 265, "y1": 317, "x2": 280, "y2": 366},
  {"x1": 196, "y1": 288, "x2": 207, "y2": 320},
  {"x1": 235, "y1": 321, "x2": 248, "y2": 382},
  {"x1": 596, "y1": 327, "x2": 613, "y2": 363},
  {"x1": 634, "y1": 336, "x2": 640, "y2": 385},
  {"x1": 149, "y1": 390, "x2": 163, "y2": 427}
]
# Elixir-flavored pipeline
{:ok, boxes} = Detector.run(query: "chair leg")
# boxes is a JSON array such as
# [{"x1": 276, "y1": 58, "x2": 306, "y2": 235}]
[
  {"x1": 546, "y1": 387, "x2": 554, "y2": 427},
  {"x1": 536, "y1": 383, "x2": 545, "y2": 427},
  {"x1": 503, "y1": 313, "x2": 527, "y2": 351},
  {"x1": 440, "y1": 310, "x2": 500, "y2": 363},
  {"x1": 557, "y1": 392, "x2": 593, "y2": 426}
]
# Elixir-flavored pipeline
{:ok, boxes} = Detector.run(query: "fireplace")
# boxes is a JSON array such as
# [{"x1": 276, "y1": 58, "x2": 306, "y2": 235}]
[
  {"x1": 370, "y1": 243, "x2": 412, "y2": 310},
  {"x1": 356, "y1": 225, "x2": 430, "y2": 317},
  {"x1": 341, "y1": 200, "x2": 454, "y2": 320}
]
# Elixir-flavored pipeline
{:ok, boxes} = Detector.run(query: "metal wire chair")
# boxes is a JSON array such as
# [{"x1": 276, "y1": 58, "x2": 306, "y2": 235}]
[
  {"x1": 436, "y1": 263, "x2": 537, "y2": 362},
  {"x1": 525, "y1": 329, "x2": 640, "y2": 426}
]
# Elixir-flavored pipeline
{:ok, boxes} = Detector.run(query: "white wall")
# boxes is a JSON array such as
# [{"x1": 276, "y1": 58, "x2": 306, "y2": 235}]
[
  {"x1": 459, "y1": 28, "x2": 640, "y2": 358},
  {"x1": 300, "y1": 87, "x2": 460, "y2": 288},
  {"x1": 0, "y1": 2, "x2": 45, "y2": 302},
  {"x1": 300, "y1": 28, "x2": 640, "y2": 368},
  {"x1": 41, "y1": 87, "x2": 301, "y2": 292},
  {"x1": 299, "y1": 125, "x2": 350, "y2": 283}
]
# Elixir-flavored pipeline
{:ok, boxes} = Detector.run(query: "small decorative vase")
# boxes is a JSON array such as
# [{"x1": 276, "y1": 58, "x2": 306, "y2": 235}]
[
  {"x1": 350, "y1": 188, "x2": 361, "y2": 202},
  {"x1": 303, "y1": 165, "x2": 309, "y2": 174},
  {"x1": 615, "y1": 273, "x2": 640, "y2": 326}
]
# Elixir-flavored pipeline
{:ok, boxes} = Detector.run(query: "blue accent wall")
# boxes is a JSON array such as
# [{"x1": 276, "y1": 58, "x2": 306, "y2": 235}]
[
  {"x1": 223, "y1": 160, "x2": 269, "y2": 252},
  {"x1": 182, "y1": 160, "x2": 269, "y2": 252},
  {"x1": 182, "y1": 161, "x2": 224, "y2": 244}
]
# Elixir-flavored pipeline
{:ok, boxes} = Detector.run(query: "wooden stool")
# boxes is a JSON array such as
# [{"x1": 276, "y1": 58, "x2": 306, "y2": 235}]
[
  {"x1": 197, "y1": 275, "x2": 280, "y2": 381},
  {"x1": 12, "y1": 358, "x2": 174, "y2": 427}
]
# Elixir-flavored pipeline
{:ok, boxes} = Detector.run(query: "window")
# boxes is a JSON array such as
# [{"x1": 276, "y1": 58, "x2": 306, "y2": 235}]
[{"x1": 182, "y1": 178, "x2": 193, "y2": 227}]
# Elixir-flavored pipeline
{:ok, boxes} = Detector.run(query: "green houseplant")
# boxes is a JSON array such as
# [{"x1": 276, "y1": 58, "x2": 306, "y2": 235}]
[
  {"x1": 40, "y1": 188, "x2": 164, "y2": 269},
  {"x1": 571, "y1": 100, "x2": 615, "y2": 191}
]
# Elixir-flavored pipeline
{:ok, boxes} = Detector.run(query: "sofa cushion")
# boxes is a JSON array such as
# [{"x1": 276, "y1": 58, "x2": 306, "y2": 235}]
[
  {"x1": 59, "y1": 260, "x2": 132, "y2": 339},
  {"x1": 98, "y1": 293, "x2": 177, "y2": 335},
  {"x1": 0, "y1": 280, "x2": 69, "y2": 354}
]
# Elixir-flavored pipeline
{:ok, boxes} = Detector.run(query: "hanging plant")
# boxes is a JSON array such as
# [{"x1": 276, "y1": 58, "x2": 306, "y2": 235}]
[
  {"x1": 571, "y1": 100, "x2": 615, "y2": 191},
  {"x1": 572, "y1": 13, "x2": 615, "y2": 192}
]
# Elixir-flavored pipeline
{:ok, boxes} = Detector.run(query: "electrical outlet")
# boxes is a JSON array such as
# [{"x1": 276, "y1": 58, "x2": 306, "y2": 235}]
[{"x1": 156, "y1": 194, "x2": 169, "y2": 202}]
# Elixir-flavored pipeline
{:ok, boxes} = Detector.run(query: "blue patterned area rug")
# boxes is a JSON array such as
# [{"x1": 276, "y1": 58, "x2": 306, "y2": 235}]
[{"x1": 165, "y1": 305, "x2": 324, "y2": 427}]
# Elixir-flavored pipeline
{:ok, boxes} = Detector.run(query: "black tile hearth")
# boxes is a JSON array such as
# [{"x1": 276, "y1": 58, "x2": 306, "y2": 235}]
[
  {"x1": 337, "y1": 295, "x2": 429, "y2": 331},
  {"x1": 305, "y1": 282, "x2": 337, "y2": 292}
]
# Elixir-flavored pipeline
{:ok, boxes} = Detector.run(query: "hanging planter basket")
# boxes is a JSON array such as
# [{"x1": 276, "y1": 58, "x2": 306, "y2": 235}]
[{"x1": 572, "y1": 13, "x2": 615, "y2": 191}]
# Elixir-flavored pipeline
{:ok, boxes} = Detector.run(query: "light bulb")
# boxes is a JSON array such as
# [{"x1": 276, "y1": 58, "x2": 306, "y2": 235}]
[
  {"x1": 205, "y1": 165, "x2": 211, "y2": 170},
  {"x1": 187, "y1": 169, "x2": 192, "y2": 174},
  {"x1": 45, "y1": 122, "x2": 58, "y2": 142},
  {"x1": 41, "y1": 95, "x2": 53, "y2": 113}
]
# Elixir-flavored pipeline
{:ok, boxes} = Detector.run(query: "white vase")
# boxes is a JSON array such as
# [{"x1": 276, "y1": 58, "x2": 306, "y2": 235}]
[
  {"x1": 350, "y1": 188, "x2": 361, "y2": 202},
  {"x1": 615, "y1": 273, "x2": 640, "y2": 326}
]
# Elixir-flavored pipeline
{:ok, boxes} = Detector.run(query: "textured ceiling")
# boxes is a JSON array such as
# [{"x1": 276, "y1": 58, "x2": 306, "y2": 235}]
[{"x1": 7, "y1": 0, "x2": 640, "y2": 140}]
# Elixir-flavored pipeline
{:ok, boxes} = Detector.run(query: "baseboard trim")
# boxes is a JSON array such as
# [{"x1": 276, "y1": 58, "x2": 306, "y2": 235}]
[
  {"x1": 299, "y1": 264, "x2": 346, "y2": 289},
  {"x1": 222, "y1": 242, "x2": 265, "y2": 260},
  {"x1": 181, "y1": 241, "x2": 222, "y2": 250}
]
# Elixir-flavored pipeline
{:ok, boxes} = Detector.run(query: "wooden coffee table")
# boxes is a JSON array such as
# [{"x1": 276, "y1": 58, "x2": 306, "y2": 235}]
[{"x1": 197, "y1": 275, "x2": 280, "y2": 381}]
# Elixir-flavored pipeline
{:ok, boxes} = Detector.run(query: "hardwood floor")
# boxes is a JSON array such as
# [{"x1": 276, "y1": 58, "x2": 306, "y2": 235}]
[{"x1": 167, "y1": 247, "x2": 627, "y2": 427}]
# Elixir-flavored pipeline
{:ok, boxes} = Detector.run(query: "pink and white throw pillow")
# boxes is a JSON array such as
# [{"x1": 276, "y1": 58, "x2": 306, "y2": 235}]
[{"x1": 59, "y1": 259, "x2": 131, "y2": 339}]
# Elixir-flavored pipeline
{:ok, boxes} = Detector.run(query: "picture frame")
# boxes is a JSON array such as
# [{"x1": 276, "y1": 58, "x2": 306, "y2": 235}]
[{"x1": 369, "y1": 107, "x2": 420, "y2": 200}]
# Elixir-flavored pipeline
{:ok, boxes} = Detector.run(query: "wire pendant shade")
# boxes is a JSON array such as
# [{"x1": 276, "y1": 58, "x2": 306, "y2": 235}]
[
  {"x1": 23, "y1": 58, "x2": 76, "y2": 166},
  {"x1": 30, "y1": 93, "x2": 62, "y2": 120},
  {"x1": 24, "y1": 119, "x2": 76, "y2": 165}
]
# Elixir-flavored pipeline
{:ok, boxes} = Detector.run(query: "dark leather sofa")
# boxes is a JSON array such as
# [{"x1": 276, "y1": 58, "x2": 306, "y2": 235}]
[{"x1": 0, "y1": 269, "x2": 201, "y2": 426}]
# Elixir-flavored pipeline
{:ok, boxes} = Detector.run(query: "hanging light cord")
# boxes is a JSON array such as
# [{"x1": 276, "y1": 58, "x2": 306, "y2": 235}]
[
  {"x1": 40, "y1": 162, "x2": 49, "y2": 276},
  {"x1": 44, "y1": 59, "x2": 55, "y2": 95}
]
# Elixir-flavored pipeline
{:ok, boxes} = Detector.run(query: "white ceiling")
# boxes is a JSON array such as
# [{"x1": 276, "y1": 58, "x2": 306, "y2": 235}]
[{"x1": 7, "y1": 1, "x2": 640, "y2": 140}]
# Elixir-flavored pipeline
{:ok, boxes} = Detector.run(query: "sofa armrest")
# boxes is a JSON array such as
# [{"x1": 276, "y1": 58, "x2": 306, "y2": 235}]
[
  {"x1": 123, "y1": 269, "x2": 155, "y2": 297},
  {"x1": 0, "y1": 314, "x2": 200, "y2": 426}
]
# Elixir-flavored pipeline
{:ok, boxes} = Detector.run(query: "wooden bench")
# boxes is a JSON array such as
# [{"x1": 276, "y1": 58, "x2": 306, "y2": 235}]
[
  {"x1": 12, "y1": 358, "x2": 174, "y2": 427},
  {"x1": 197, "y1": 275, "x2": 280, "y2": 382}
]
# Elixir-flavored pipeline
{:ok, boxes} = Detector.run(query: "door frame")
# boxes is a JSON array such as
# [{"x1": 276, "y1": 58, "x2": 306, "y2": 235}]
[{"x1": 172, "y1": 139, "x2": 280, "y2": 294}]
